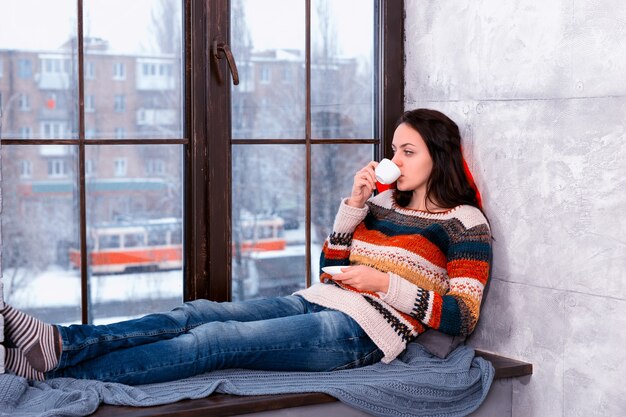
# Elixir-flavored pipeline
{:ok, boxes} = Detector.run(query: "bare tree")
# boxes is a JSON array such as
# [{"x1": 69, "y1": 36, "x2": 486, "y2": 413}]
[
  {"x1": 309, "y1": 2, "x2": 374, "y2": 242},
  {"x1": 0, "y1": 147, "x2": 48, "y2": 303},
  {"x1": 142, "y1": 0, "x2": 184, "y2": 220},
  {"x1": 150, "y1": 0, "x2": 182, "y2": 55}
]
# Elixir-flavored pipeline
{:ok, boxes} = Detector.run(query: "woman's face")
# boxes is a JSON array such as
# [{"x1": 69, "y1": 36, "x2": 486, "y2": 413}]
[{"x1": 390, "y1": 123, "x2": 434, "y2": 194}]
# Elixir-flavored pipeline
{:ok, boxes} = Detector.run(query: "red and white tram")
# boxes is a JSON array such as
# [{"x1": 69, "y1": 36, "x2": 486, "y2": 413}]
[
  {"x1": 69, "y1": 218, "x2": 183, "y2": 274},
  {"x1": 233, "y1": 216, "x2": 287, "y2": 254},
  {"x1": 70, "y1": 216, "x2": 287, "y2": 274}
]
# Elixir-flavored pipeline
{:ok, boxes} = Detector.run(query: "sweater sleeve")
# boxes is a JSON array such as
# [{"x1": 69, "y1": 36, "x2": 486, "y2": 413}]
[
  {"x1": 318, "y1": 198, "x2": 369, "y2": 281},
  {"x1": 380, "y1": 221, "x2": 492, "y2": 336}
]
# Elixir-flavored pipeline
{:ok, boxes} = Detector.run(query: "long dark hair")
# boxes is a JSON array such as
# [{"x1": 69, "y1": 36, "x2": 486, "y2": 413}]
[{"x1": 393, "y1": 109, "x2": 481, "y2": 211}]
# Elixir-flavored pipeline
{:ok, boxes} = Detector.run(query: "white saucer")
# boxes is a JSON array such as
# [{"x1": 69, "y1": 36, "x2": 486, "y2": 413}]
[{"x1": 321, "y1": 266, "x2": 346, "y2": 276}]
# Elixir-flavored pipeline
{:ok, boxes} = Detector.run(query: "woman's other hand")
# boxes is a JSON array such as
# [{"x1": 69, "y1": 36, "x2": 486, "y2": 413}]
[
  {"x1": 332, "y1": 265, "x2": 390, "y2": 293},
  {"x1": 347, "y1": 161, "x2": 378, "y2": 208}
]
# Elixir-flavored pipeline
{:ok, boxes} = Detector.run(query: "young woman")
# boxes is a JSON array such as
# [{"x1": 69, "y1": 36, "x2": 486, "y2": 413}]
[{"x1": 1, "y1": 109, "x2": 491, "y2": 384}]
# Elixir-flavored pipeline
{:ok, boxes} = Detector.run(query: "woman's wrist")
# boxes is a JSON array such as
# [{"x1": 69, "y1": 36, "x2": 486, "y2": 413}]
[
  {"x1": 346, "y1": 198, "x2": 365, "y2": 208},
  {"x1": 378, "y1": 271, "x2": 390, "y2": 293}
]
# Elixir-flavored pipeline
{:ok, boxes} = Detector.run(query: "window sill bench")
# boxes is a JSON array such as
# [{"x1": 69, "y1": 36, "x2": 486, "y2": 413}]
[{"x1": 92, "y1": 350, "x2": 532, "y2": 417}]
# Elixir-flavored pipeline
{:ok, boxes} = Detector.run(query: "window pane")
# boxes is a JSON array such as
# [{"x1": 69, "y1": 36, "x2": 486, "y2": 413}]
[
  {"x1": 311, "y1": 0, "x2": 375, "y2": 139},
  {"x1": 231, "y1": 0, "x2": 306, "y2": 139},
  {"x1": 83, "y1": 0, "x2": 184, "y2": 139},
  {"x1": 232, "y1": 144, "x2": 306, "y2": 300},
  {"x1": 1, "y1": 144, "x2": 81, "y2": 324},
  {"x1": 0, "y1": 1, "x2": 78, "y2": 140},
  {"x1": 310, "y1": 144, "x2": 373, "y2": 276},
  {"x1": 84, "y1": 144, "x2": 183, "y2": 324}
]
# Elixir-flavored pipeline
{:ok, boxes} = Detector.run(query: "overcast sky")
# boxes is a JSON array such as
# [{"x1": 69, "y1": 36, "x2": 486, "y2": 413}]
[
  {"x1": 0, "y1": 0, "x2": 372, "y2": 57},
  {"x1": 0, "y1": 0, "x2": 161, "y2": 53}
]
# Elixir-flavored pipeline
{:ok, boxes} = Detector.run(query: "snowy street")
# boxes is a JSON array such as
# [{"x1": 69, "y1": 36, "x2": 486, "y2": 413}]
[{"x1": 1, "y1": 221, "x2": 323, "y2": 324}]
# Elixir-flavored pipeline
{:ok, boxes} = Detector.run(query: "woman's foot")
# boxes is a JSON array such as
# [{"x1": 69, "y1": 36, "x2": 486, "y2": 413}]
[
  {"x1": 5, "y1": 348, "x2": 45, "y2": 381},
  {"x1": 1, "y1": 304, "x2": 60, "y2": 372}
]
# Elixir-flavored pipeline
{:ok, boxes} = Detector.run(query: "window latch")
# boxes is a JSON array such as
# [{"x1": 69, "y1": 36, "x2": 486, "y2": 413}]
[{"x1": 212, "y1": 40, "x2": 239, "y2": 86}]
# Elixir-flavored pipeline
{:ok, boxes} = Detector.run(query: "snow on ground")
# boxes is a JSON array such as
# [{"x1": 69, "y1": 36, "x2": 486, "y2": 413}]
[
  {"x1": 2, "y1": 266, "x2": 183, "y2": 309},
  {"x1": 0, "y1": 220, "x2": 323, "y2": 315}
]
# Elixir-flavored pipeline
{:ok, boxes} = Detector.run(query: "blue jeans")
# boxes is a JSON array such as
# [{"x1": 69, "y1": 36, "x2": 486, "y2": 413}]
[{"x1": 46, "y1": 295, "x2": 383, "y2": 385}]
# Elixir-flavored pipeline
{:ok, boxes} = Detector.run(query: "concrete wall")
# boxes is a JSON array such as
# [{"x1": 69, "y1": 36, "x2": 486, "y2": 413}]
[{"x1": 404, "y1": 1, "x2": 625, "y2": 416}]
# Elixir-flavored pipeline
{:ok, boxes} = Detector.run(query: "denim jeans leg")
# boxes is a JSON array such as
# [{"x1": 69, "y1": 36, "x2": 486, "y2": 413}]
[
  {"x1": 54, "y1": 295, "x2": 310, "y2": 371},
  {"x1": 48, "y1": 308, "x2": 383, "y2": 385}
]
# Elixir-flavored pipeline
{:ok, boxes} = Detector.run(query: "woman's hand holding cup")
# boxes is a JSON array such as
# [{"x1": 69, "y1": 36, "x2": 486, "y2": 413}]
[
  {"x1": 347, "y1": 159, "x2": 401, "y2": 208},
  {"x1": 347, "y1": 161, "x2": 378, "y2": 208}
]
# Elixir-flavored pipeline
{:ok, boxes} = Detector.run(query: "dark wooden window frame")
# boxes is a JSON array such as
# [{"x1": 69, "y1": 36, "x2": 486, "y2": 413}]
[
  {"x1": 1, "y1": 0, "x2": 403, "y2": 316},
  {"x1": 2, "y1": 0, "x2": 191, "y2": 323},
  {"x1": 188, "y1": 0, "x2": 405, "y2": 302}
]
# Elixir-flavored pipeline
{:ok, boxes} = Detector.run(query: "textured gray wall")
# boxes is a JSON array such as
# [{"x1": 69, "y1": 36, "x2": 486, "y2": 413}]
[{"x1": 404, "y1": 1, "x2": 626, "y2": 416}]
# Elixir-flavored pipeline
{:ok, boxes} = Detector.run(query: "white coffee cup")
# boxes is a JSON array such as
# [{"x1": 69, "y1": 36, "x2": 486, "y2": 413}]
[{"x1": 375, "y1": 158, "x2": 401, "y2": 184}]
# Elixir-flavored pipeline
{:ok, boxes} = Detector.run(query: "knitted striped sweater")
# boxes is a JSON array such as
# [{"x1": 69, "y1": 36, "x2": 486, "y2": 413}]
[{"x1": 295, "y1": 190, "x2": 491, "y2": 363}]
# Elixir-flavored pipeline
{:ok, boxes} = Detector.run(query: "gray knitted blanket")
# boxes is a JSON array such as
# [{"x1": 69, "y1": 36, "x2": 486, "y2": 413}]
[{"x1": 0, "y1": 343, "x2": 494, "y2": 417}]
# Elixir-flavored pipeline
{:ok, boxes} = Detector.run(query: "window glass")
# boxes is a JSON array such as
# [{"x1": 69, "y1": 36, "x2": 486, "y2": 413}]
[
  {"x1": 0, "y1": 1, "x2": 79, "y2": 141},
  {"x1": 310, "y1": 143, "x2": 373, "y2": 276},
  {"x1": 86, "y1": 159, "x2": 95, "y2": 177},
  {"x1": 231, "y1": 0, "x2": 306, "y2": 139},
  {"x1": 85, "y1": 95, "x2": 95, "y2": 112},
  {"x1": 85, "y1": 61, "x2": 96, "y2": 79},
  {"x1": 230, "y1": 0, "x2": 378, "y2": 300},
  {"x1": 311, "y1": 0, "x2": 375, "y2": 139},
  {"x1": 113, "y1": 62, "x2": 126, "y2": 79},
  {"x1": 99, "y1": 234, "x2": 120, "y2": 249},
  {"x1": 19, "y1": 160, "x2": 33, "y2": 178},
  {"x1": 148, "y1": 230, "x2": 168, "y2": 246},
  {"x1": 85, "y1": 145, "x2": 183, "y2": 323},
  {"x1": 84, "y1": 0, "x2": 183, "y2": 140},
  {"x1": 0, "y1": 144, "x2": 81, "y2": 323},
  {"x1": 114, "y1": 95, "x2": 126, "y2": 112},
  {"x1": 170, "y1": 225, "x2": 182, "y2": 245},
  {"x1": 18, "y1": 94, "x2": 29, "y2": 111},
  {"x1": 19, "y1": 126, "x2": 32, "y2": 139},
  {"x1": 47, "y1": 159, "x2": 69, "y2": 178},
  {"x1": 0, "y1": 0, "x2": 187, "y2": 325},
  {"x1": 18, "y1": 59, "x2": 32, "y2": 78},
  {"x1": 124, "y1": 233, "x2": 145, "y2": 248},
  {"x1": 232, "y1": 144, "x2": 306, "y2": 300},
  {"x1": 114, "y1": 158, "x2": 127, "y2": 177}
]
